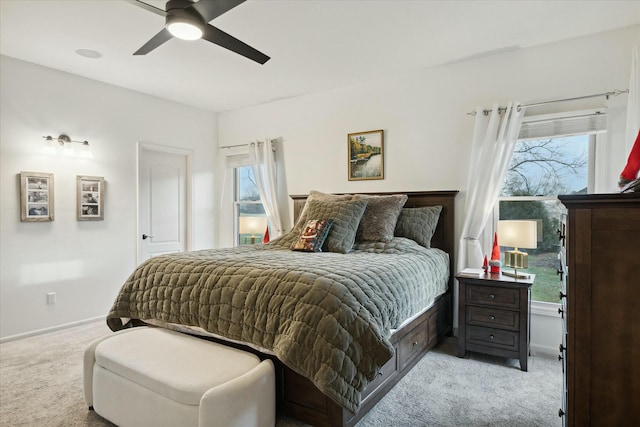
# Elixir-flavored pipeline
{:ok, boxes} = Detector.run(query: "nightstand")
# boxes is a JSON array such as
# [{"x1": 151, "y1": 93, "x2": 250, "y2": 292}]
[{"x1": 456, "y1": 272, "x2": 534, "y2": 371}]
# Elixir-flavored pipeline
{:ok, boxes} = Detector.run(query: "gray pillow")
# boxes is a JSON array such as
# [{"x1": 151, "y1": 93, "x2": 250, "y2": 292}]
[
  {"x1": 394, "y1": 205, "x2": 442, "y2": 248},
  {"x1": 302, "y1": 198, "x2": 368, "y2": 253},
  {"x1": 292, "y1": 191, "x2": 354, "y2": 234},
  {"x1": 356, "y1": 194, "x2": 408, "y2": 242}
]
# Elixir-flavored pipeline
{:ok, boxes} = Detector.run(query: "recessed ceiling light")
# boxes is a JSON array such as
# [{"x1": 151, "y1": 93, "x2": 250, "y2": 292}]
[{"x1": 75, "y1": 49, "x2": 102, "y2": 59}]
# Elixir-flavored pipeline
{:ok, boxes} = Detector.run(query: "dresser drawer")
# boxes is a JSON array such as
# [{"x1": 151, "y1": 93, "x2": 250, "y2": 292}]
[
  {"x1": 466, "y1": 306, "x2": 519, "y2": 331},
  {"x1": 466, "y1": 325, "x2": 519, "y2": 351},
  {"x1": 466, "y1": 285, "x2": 519, "y2": 309}
]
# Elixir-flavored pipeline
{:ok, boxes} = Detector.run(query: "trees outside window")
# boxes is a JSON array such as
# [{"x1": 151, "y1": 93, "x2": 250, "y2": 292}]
[
  {"x1": 235, "y1": 166, "x2": 266, "y2": 245},
  {"x1": 498, "y1": 134, "x2": 591, "y2": 303}
]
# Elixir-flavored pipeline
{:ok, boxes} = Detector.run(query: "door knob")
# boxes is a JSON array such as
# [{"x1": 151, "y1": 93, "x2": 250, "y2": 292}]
[{"x1": 142, "y1": 234, "x2": 154, "y2": 240}]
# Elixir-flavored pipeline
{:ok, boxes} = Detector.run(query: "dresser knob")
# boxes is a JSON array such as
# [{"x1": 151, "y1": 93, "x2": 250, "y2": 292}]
[
  {"x1": 489, "y1": 293, "x2": 496, "y2": 299},
  {"x1": 412, "y1": 341, "x2": 419, "y2": 347},
  {"x1": 489, "y1": 334, "x2": 495, "y2": 340},
  {"x1": 489, "y1": 315, "x2": 496, "y2": 320}
]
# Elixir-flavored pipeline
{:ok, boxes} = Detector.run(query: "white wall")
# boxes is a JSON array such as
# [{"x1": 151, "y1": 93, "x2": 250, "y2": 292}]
[
  {"x1": 0, "y1": 56, "x2": 217, "y2": 340},
  {"x1": 217, "y1": 26, "x2": 639, "y2": 353}
]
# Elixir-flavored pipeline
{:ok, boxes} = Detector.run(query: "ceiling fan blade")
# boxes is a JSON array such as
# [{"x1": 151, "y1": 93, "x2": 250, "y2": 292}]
[
  {"x1": 123, "y1": 0, "x2": 168, "y2": 17},
  {"x1": 134, "y1": 28, "x2": 173, "y2": 55},
  {"x1": 202, "y1": 24, "x2": 270, "y2": 64},
  {"x1": 188, "y1": 0, "x2": 246, "y2": 23}
]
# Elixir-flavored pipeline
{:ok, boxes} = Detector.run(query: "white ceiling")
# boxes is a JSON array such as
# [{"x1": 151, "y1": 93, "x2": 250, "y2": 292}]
[{"x1": 1, "y1": 0, "x2": 639, "y2": 113}]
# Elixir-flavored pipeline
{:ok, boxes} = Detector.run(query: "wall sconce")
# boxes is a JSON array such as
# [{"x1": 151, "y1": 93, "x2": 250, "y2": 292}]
[
  {"x1": 43, "y1": 134, "x2": 92, "y2": 158},
  {"x1": 497, "y1": 220, "x2": 538, "y2": 279}
]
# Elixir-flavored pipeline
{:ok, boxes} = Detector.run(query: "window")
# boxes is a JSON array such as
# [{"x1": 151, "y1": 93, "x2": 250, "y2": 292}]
[
  {"x1": 234, "y1": 166, "x2": 266, "y2": 245},
  {"x1": 497, "y1": 109, "x2": 606, "y2": 304}
]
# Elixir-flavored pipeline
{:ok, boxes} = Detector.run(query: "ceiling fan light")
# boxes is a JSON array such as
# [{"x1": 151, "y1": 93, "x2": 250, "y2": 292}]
[{"x1": 167, "y1": 21, "x2": 203, "y2": 41}]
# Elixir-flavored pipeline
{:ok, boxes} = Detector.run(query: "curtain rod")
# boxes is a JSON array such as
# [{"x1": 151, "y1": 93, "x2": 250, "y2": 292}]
[
  {"x1": 218, "y1": 140, "x2": 277, "y2": 149},
  {"x1": 467, "y1": 89, "x2": 629, "y2": 116}
]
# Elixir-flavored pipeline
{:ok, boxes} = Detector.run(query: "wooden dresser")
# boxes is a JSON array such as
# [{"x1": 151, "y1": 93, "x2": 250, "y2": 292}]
[{"x1": 558, "y1": 193, "x2": 640, "y2": 426}]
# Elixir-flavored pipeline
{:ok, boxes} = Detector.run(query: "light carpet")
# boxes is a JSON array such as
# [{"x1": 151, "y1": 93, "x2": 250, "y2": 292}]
[{"x1": 0, "y1": 320, "x2": 561, "y2": 426}]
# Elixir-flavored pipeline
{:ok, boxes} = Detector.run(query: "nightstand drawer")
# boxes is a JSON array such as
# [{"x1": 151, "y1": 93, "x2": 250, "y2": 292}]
[
  {"x1": 466, "y1": 306, "x2": 519, "y2": 330},
  {"x1": 466, "y1": 325, "x2": 519, "y2": 351},
  {"x1": 467, "y1": 285, "x2": 519, "y2": 309}
]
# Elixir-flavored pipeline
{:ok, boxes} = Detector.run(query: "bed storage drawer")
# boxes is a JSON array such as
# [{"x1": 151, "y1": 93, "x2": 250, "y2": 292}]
[{"x1": 360, "y1": 351, "x2": 397, "y2": 402}]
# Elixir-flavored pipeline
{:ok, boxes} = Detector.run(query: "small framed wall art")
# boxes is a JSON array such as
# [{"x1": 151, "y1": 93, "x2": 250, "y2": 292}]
[
  {"x1": 348, "y1": 129, "x2": 384, "y2": 181},
  {"x1": 20, "y1": 171, "x2": 54, "y2": 222},
  {"x1": 77, "y1": 175, "x2": 104, "y2": 221}
]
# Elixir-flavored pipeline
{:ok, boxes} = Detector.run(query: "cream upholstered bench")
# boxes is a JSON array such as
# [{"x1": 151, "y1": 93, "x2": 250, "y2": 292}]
[{"x1": 83, "y1": 326, "x2": 275, "y2": 427}]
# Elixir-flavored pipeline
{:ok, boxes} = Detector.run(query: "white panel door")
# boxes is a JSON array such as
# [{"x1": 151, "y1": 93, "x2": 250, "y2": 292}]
[{"x1": 139, "y1": 147, "x2": 187, "y2": 263}]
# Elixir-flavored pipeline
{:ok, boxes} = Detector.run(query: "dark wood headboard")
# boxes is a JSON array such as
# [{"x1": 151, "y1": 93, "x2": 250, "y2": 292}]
[{"x1": 289, "y1": 190, "x2": 458, "y2": 267}]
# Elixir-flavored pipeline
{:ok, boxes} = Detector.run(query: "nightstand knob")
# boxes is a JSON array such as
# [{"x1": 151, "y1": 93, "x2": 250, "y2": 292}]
[
  {"x1": 489, "y1": 334, "x2": 495, "y2": 340},
  {"x1": 489, "y1": 293, "x2": 496, "y2": 299},
  {"x1": 489, "y1": 315, "x2": 496, "y2": 320},
  {"x1": 413, "y1": 341, "x2": 419, "y2": 347}
]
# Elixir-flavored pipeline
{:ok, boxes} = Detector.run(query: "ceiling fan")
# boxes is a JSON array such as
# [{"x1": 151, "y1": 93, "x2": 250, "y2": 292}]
[{"x1": 125, "y1": 0, "x2": 270, "y2": 64}]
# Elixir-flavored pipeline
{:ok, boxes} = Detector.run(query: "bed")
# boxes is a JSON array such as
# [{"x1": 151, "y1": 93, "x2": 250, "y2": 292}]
[{"x1": 106, "y1": 190, "x2": 457, "y2": 427}]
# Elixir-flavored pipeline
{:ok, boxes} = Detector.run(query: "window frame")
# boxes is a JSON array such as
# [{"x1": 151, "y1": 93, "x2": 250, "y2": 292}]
[
  {"x1": 233, "y1": 165, "x2": 266, "y2": 246},
  {"x1": 494, "y1": 110, "x2": 606, "y2": 308}
]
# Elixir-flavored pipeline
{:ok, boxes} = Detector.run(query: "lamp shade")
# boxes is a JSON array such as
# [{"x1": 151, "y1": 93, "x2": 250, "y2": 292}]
[
  {"x1": 497, "y1": 220, "x2": 537, "y2": 249},
  {"x1": 239, "y1": 216, "x2": 268, "y2": 235}
]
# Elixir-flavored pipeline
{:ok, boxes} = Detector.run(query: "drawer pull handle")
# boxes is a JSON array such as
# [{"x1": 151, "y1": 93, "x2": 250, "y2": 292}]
[
  {"x1": 489, "y1": 315, "x2": 496, "y2": 320},
  {"x1": 412, "y1": 341, "x2": 419, "y2": 347},
  {"x1": 489, "y1": 293, "x2": 496, "y2": 299},
  {"x1": 489, "y1": 334, "x2": 495, "y2": 340}
]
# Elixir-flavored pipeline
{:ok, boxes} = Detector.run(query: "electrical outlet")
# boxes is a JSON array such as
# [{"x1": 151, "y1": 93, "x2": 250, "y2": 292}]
[{"x1": 47, "y1": 292, "x2": 56, "y2": 305}]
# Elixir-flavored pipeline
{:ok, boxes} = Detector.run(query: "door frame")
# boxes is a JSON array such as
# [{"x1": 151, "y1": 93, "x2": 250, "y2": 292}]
[{"x1": 136, "y1": 141, "x2": 193, "y2": 265}]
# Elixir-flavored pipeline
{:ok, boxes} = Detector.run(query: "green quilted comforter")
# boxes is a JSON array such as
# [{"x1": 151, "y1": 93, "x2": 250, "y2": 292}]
[{"x1": 106, "y1": 235, "x2": 449, "y2": 412}]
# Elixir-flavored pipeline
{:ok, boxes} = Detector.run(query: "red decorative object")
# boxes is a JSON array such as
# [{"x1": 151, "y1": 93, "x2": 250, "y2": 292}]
[
  {"x1": 482, "y1": 255, "x2": 488, "y2": 272},
  {"x1": 619, "y1": 129, "x2": 640, "y2": 186},
  {"x1": 489, "y1": 232, "x2": 501, "y2": 274},
  {"x1": 263, "y1": 226, "x2": 270, "y2": 244}
]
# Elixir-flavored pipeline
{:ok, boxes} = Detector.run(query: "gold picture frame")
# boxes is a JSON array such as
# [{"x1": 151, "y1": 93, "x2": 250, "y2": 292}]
[
  {"x1": 77, "y1": 175, "x2": 104, "y2": 221},
  {"x1": 20, "y1": 172, "x2": 54, "y2": 222},
  {"x1": 348, "y1": 129, "x2": 384, "y2": 181}
]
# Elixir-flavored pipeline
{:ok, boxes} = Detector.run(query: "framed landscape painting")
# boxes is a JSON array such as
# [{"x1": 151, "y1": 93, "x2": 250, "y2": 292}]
[
  {"x1": 77, "y1": 175, "x2": 104, "y2": 221},
  {"x1": 20, "y1": 172, "x2": 54, "y2": 222},
  {"x1": 348, "y1": 129, "x2": 384, "y2": 181}
]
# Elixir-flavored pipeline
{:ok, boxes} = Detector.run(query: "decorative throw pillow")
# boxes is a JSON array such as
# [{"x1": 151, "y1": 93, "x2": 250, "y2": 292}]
[
  {"x1": 301, "y1": 198, "x2": 368, "y2": 253},
  {"x1": 292, "y1": 191, "x2": 354, "y2": 234},
  {"x1": 291, "y1": 219, "x2": 334, "y2": 252},
  {"x1": 394, "y1": 205, "x2": 442, "y2": 248},
  {"x1": 356, "y1": 194, "x2": 408, "y2": 242}
]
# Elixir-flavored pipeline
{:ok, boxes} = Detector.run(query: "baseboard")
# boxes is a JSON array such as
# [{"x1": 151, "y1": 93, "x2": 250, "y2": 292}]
[{"x1": 0, "y1": 315, "x2": 105, "y2": 344}]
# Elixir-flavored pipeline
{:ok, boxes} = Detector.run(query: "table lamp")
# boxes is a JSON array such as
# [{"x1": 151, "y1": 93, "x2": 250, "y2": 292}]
[
  {"x1": 497, "y1": 220, "x2": 537, "y2": 279},
  {"x1": 239, "y1": 216, "x2": 268, "y2": 244}
]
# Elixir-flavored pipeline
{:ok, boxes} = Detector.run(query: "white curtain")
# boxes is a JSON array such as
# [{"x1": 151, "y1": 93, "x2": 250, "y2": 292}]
[
  {"x1": 625, "y1": 45, "x2": 639, "y2": 153},
  {"x1": 249, "y1": 139, "x2": 284, "y2": 239},
  {"x1": 457, "y1": 102, "x2": 526, "y2": 272}
]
